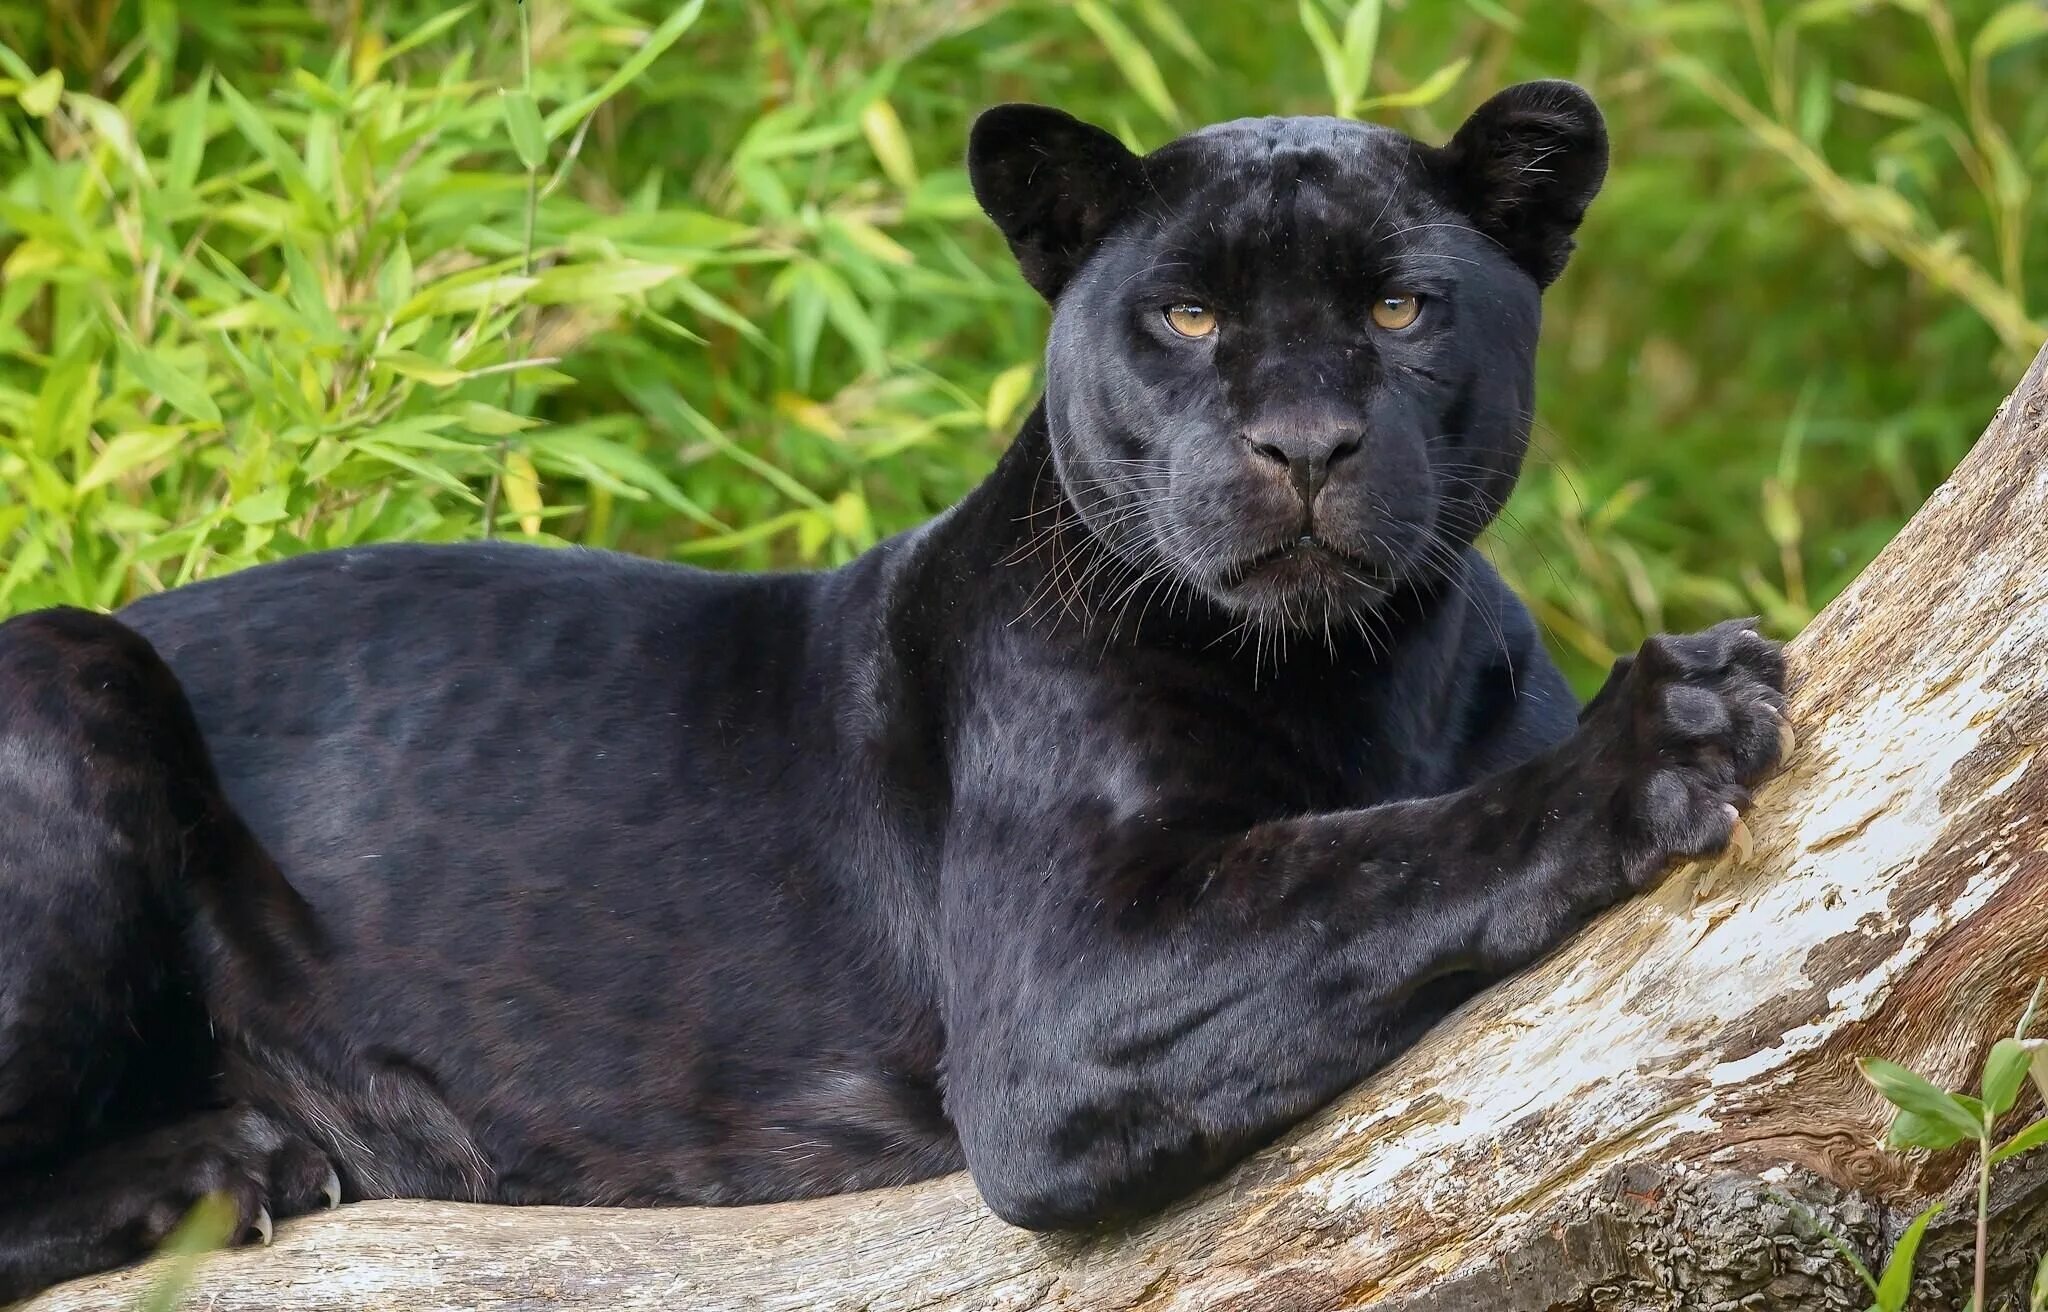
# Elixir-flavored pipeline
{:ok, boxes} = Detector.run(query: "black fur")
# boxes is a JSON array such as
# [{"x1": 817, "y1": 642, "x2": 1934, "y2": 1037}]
[{"x1": 0, "y1": 83, "x2": 1783, "y2": 1298}]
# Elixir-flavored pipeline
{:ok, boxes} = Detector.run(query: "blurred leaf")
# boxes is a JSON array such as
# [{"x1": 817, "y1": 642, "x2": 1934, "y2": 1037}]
[
  {"x1": 1837, "y1": 83, "x2": 1930, "y2": 122},
  {"x1": 1133, "y1": 0, "x2": 1216, "y2": 70},
  {"x1": 1340, "y1": 0, "x2": 1384, "y2": 112},
  {"x1": 1360, "y1": 56, "x2": 1469, "y2": 111},
  {"x1": 1873, "y1": 1203, "x2": 1941, "y2": 1312},
  {"x1": 833, "y1": 217, "x2": 915, "y2": 267},
  {"x1": 504, "y1": 450, "x2": 544, "y2": 535},
  {"x1": 776, "y1": 392, "x2": 847, "y2": 441},
  {"x1": 985, "y1": 362, "x2": 1037, "y2": 431},
  {"x1": 860, "y1": 98, "x2": 920, "y2": 192},
  {"x1": 1075, "y1": 0, "x2": 1182, "y2": 125},
  {"x1": 77, "y1": 430, "x2": 186, "y2": 493},
  {"x1": 119, "y1": 342, "x2": 221, "y2": 427},
  {"x1": 501, "y1": 90, "x2": 547, "y2": 171},
  {"x1": 1973, "y1": 3, "x2": 2048, "y2": 62},
  {"x1": 231, "y1": 486, "x2": 291, "y2": 525},
  {"x1": 135, "y1": 1193, "x2": 239, "y2": 1312},
  {"x1": 166, "y1": 70, "x2": 213, "y2": 194},
  {"x1": 529, "y1": 261, "x2": 680, "y2": 304},
  {"x1": 18, "y1": 69, "x2": 61, "y2": 117},
  {"x1": 398, "y1": 275, "x2": 538, "y2": 321},
  {"x1": 378, "y1": 2, "x2": 478, "y2": 64},
  {"x1": 543, "y1": 0, "x2": 708, "y2": 139},
  {"x1": 1299, "y1": 0, "x2": 1351, "y2": 116}
]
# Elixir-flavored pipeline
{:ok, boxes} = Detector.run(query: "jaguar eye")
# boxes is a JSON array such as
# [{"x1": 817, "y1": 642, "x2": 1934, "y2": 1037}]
[
  {"x1": 1370, "y1": 293, "x2": 1422, "y2": 331},
  {"x1": 1164, "y1": 304, "x2": 1216, "y2": 339}
]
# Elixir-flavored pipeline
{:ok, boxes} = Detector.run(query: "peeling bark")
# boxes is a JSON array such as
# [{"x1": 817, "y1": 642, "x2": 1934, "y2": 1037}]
[{"x1": 28, "y1": 346, "x2": 2048, "y2": 1312}]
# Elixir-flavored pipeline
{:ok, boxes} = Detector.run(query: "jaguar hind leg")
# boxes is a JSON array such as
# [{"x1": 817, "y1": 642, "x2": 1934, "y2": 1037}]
[{"x1": 0, "y1": 607, "x2": 331, "y2": 1300}]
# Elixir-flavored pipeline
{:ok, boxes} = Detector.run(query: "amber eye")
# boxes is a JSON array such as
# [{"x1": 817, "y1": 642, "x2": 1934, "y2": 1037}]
[
  {"x1": 1164, "y1": 304, "x2": 1216, "y2": 339},
  {"x1": 1370, "y1": 293, "x2": 1422, "y2": 331}
]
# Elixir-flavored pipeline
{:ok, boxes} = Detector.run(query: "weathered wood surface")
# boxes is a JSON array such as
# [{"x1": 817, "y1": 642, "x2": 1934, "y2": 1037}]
[{"x1": 29, "y1": 345, "x2": 2048, "y2": 1312}]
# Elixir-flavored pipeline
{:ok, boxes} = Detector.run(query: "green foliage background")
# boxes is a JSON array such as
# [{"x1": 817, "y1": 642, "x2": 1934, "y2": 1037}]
[{"x1": 2, "y1": 0, "x2": 2045, "y2": 688}]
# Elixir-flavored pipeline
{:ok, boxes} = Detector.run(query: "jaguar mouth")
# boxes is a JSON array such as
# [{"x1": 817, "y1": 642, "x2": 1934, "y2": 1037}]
[{"x1": 1218, "y1": 535, "x2": 1386, "y2": 592}]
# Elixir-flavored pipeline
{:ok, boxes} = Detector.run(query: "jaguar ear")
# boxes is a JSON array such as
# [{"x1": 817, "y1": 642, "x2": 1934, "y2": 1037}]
[
  {"x1": 969, "y1": 104, "x2": 1145, "y2": 301},
  {"x1": 1434, "y1": 81, "x2": 1608, "y2": 288}
]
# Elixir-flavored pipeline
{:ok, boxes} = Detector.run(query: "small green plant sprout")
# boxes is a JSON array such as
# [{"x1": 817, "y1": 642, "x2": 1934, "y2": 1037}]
[{"x1": 1848, "y1": 978, "x2": 2048, "y2": 1312}]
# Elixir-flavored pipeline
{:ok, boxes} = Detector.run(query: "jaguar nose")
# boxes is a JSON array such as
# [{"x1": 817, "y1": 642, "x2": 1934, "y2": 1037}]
[{"x1": 1242, "y1": 425, "x2": 1363, "y2": 507}]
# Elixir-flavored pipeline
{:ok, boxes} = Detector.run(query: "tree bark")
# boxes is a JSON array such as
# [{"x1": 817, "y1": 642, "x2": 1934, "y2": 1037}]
[{"x1": 27, "y1": 345, "x2": 2048, "y2": 1312}]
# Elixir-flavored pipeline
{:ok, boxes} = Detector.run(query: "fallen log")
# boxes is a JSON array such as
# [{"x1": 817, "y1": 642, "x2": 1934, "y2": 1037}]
[{"x1": 28, "y1": 343, "x2": 2048, "y2": 1312}]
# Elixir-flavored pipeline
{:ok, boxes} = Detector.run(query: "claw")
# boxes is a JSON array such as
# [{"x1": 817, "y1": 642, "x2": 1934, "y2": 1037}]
[
  {"x1": 320, "y1": 1167, "x2": 342, "y2": 1210},
  {"x1": 249, "y1": 1205, "x2": 273, "y2": 1247},
  {"x1": 1727, "y1": 811, "x2": 1754, "y2": 863},
  {"x1": 1777, "y1": 715, "x2": 1797, "y2": 763}
]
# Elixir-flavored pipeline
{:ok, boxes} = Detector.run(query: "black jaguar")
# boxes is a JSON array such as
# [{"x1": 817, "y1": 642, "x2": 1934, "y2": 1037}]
[{"x1": 0, "y1": 81, "x2": 1786, "y2": 1300}]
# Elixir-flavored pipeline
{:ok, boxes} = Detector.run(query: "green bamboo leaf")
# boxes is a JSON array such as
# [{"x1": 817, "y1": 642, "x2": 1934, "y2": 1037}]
[
  {"x1": 280, "y1": 244, "x2": 343, "y2": 343},
  {"x1": 1858, "y1": 1058, "x2": 1986, "y2": 1141},
  {"x1": 1991, "y1": 1113, "x2": 2048, "y2": 1165},
  {"x1": 377, "y1": 2, "x2": 479, "y2": 65},
  {"x1": 673, "y1": 508, "x2": 812, "y2": 556},
  {"x1": 166, "y1": 70, "x2": 212, "y2": 195},
  {"x1": 734, "y1": 121, "x2": 861, "y2": 164},
  {"x1": 230, "y1": 486, "x2": 291, "y2": 525},
  {"x1": 18, "y1": 69, "x2": 62, "y2": 117},
  {"x1": 77, "y1": 430, "x2": 187, "y2": 492},
  {"x1": 1298, "y1": 0, "x2": 1350, "y2": 117},
  {"x1": 672, "y1": 278, "x2": 769, "y2": 345},
  {"x1": 1974, "y1": 2, "x2": 2048, "y2": 62},
  {"x1": 1132, "y1": 0, "x2": 1215, "y2": 70},
  {"x1": 814, "y1": 264, "x2": 885, "y2": 375},
  {"x1": 1075, "y1": 0, "x2": 1181, "y2": 126},
  {"x1": 118, "y1": 341, "x2": 221, "y2": 426},
  {"x1": 377, "y1": 352, "x2": 468, "y2": 385},
  {"x1": 650, "y1": 387, "x2": 830, "y2": 511},
  {"x1": 1885, "y1": 1107, "x2": 1973, "y2": 1152},
  {"x1": 396, "y1": 275, "x2": 538, "y2": 322},
  {"x1": 0, "y1": 534, "x2": 50, "y2": 607},
  {"x1": 1359, "y1": 57, "x2": 1471, "y2": 112},
  {"x1": 985, "y1": 362, "x2": 1037, "y2": 431},
  {"x1": 352, "y1": 439, "x2": 482, "y2": 499},
  {"x1": 501, "y1": 89, "x2": 546, "y2": 171},
  {"x1": 860, "y1": 98, "x2": 919, "y2": 192},
  {"x1": 70, "y1": 94, "x2": 150, "y2": 184},
  {"x1": 542, "y1": 0, "x2": 707, "y2": 139},
  {"x1": 533, "y1": 429, "x2": 723, "y2": 530},
  {"x1": 376, "y1": 239, "x2": 415, "y2": 311},
  {"x1": 455, "y1": 402, "x2": 541, "y2": 437},
  {"x1": 1339, "y1": 0, "x2": 1383, "y2": 111},
  {"x1": 1986, "y1": 1038, "x2": 2033, "y2": 1117},
  {"x1": 212, "y1": 77, "x2": 316, "y2": 208},
  {"x1": 1838, "y1": 84, "x2": 1931, "y2": 122},
  {"x1": 1789, "y1": 0, "x2": 1870, "y2": 26},
  {"x1": 528, "y1": 261, "x2": 680, "y2": 304},
  {"x1": 1874, "y1": 1203, "x2": 1942, "y2": 1312}
]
